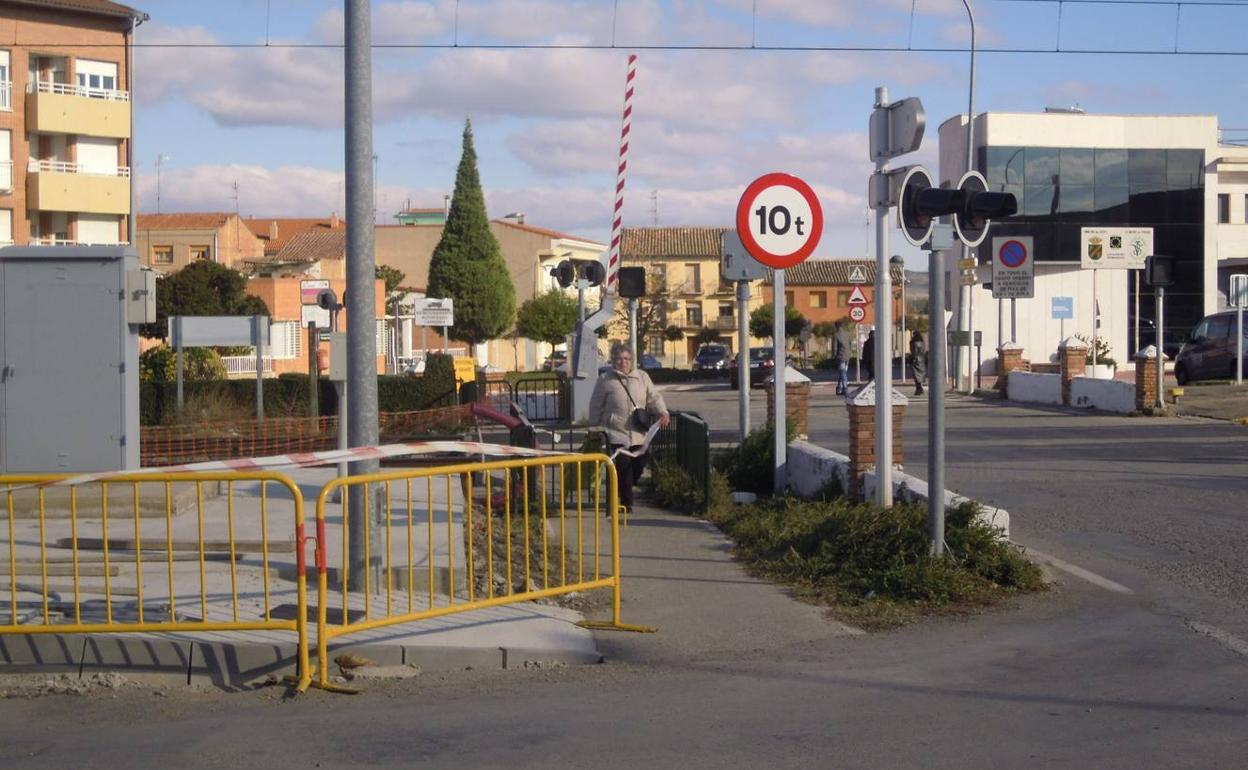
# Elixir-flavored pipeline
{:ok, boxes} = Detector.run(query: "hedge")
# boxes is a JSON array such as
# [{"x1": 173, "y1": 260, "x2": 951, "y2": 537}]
[{"x1": 142, "y1": 353, "x2": 461, "y2": 425}]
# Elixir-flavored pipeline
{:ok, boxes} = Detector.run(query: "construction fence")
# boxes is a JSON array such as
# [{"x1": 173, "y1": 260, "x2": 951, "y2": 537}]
[{"x1": 1, "y1": 449, "x2": 650, "y2": 692}]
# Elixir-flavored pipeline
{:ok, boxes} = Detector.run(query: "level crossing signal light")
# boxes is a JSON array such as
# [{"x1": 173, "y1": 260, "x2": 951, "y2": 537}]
[
  {"x1": 552, "y1": 259, "x2": 606, "y2": 288},
  {"x1": 898, "y1": 168, "x2": 1018, "y2": 248}
]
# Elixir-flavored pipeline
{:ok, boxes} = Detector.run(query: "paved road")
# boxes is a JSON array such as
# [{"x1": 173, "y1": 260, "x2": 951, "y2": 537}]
[{"x1": 2, "y1": 387, "x2": 1246, "y2": 768}]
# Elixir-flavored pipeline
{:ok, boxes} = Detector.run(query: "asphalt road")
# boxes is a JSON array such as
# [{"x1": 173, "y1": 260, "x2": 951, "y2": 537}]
[{"x1": 2, "y1": 384, "x2": 1246, "y2": 768}]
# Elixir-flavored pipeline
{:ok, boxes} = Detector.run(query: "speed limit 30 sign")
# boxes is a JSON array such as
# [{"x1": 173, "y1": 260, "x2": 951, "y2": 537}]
[{"x1": 735, "y1": 172, "x2": 823, "y2": 269}]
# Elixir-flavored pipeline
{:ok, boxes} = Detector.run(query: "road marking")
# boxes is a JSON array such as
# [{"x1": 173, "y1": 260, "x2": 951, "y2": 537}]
[
  {"x1": 1187, "y1": 621, "x2": 1248, "y2": 659},
  {"x1": 1026, "y1": 548, "x2": 1134, "y2": 594}
]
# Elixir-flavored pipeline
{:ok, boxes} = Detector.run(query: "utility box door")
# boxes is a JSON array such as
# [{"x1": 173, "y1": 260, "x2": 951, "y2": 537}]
[{"x1": 2, "y1": 259, "x2": 125, "y2": 471}]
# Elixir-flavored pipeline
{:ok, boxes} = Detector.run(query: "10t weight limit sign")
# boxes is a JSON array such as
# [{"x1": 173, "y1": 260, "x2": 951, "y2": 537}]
[{"x1": 736, "y1": 173, "x2": 823, "y2": 269}]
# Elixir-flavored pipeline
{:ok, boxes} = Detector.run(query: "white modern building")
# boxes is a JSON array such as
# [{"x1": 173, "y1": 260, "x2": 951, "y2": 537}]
[{"x1": 937, "y1": 111, "x2": 1248, "y2": 379}]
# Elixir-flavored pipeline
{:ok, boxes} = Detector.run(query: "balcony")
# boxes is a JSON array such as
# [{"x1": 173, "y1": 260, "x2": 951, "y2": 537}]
[
  {"x1": 25, "y1": 80, "x2": 131, "y2": 138},
  {"x1": 678, "y1": 281, "x2": 703, "y2": 296},
  {"x1": 713, "y1": 316, "x2": 737, "y2": 331},
  {"x1": 27, "y1": 159, "x2": 131, "y2": 215}
]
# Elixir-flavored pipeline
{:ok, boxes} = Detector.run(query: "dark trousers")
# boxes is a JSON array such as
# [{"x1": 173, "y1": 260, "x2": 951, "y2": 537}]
[{"x1": 610, "y1": 445, "x2": 647, "y2": 512}]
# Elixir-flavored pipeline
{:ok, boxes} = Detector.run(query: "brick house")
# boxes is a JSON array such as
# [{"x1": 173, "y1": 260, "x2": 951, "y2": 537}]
[{"x1": 135, "y1": 212, "x2": 265, "y2": 273}]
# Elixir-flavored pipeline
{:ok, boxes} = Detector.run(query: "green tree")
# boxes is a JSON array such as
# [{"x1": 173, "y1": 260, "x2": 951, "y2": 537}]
[
  {"x1": 749, "y1": 304, "x2": 808, "y2": 343},
  {"x1": 139, "y1": 344, "x2": 227, "y2": 382},
  {"x1": 142, "y1": 260, "x2": 270, "y2": 339},
  {"x1": 694, "y1": 327, "x2": 722, "y2": 347},
  {"x1": 427, "y1": 118, "x2": 516, "y2": 348},
  {"x1": 663, "y1": 324, "x2": 684, "y2": 367},
  {"x1": 515, "y1": 290, "x2": 578, "y2": 358}
]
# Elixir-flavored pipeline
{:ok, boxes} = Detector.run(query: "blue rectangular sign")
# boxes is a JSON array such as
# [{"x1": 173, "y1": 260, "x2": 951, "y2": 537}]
[{"x1": 1051, "y1": 296, "x2": 1073, "y2": 320}]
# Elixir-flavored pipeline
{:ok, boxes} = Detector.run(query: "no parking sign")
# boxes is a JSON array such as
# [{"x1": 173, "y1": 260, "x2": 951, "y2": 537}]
[{"x1": 991, "y1": 236, "x2": 1034, "y2": 299}]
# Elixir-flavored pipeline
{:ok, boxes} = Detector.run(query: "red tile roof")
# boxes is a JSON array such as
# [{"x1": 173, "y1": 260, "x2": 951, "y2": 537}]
[
  {"x1": 136, "y1": 212, "x2": 234, "y2": 230},
  {"x1": 8, "y1": 0, "x2": 143, "y2": 18},
  {"x1": 494, "y1": 219, "x2": 603, "y2": 246},
  {"x1": 771, "y1": 259, "x2": 904, "y2": 285},
  {"x1": 242, "y1": 217, "x2": 345, "y2": 255},
  {"x1": 621, "y1": 227, "x2": 729, "y2": 259},
  {"x1": 262, "y1": 229, "x2": 346, "y2": 264}
]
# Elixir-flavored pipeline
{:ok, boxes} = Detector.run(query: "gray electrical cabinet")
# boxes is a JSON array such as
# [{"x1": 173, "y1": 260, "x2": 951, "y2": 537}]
[{"x1": 0, "y1": 246, "x2": 148, "y2": 473}]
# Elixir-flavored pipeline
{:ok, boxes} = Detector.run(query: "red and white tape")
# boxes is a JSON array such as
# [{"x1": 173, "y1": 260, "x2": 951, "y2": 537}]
[
  {"x1": 605, "y1": 53, "x2": 637, "y2": 291},
  {"x1": 27, "y1": 440, "x2": 572, "y2": 490}
]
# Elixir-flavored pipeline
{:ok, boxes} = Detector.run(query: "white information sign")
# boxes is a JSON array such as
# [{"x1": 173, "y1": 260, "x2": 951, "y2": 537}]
[
  {"x1": 991, "y1": 236, "x2": 1035, "y2": 299},
  {"x1": 1080, "y1": 227, "x2": 1153, "y2": 270},
  {"x1": 411, "y1": 297, "x2": 454, "y2": 327}
]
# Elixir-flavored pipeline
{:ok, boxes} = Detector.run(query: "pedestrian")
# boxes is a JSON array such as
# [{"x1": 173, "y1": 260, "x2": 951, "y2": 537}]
[
  {"x1": 910, "y1": 333, "x2": 927, "y2": 396},
  {"x1": 861, "y1": 329, "x2": 876, "y2": 382},
  {"x1": 589, "y1": 341, "x2": 670, "y2": 515},
  {"x1": 833, "y1": 325, "x2": 851, "y2": 395}
]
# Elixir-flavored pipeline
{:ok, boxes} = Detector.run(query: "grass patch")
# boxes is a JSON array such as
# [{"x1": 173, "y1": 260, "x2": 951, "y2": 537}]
[{"x1": 702, "y1": 495, "x2": 1045, "y2": 630}]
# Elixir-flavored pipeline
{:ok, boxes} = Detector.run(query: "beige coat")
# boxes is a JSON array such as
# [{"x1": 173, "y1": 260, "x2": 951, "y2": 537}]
[{"x1": 589, "y1": 367, "x2": 668, "y2": 447}]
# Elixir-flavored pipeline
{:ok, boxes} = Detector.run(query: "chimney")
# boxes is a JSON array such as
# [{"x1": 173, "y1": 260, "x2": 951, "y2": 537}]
[
  {"x1": 331, "y1": 212, "x2": 340, "y2": 228},
  {"x1": 269, "y1": 220, "x2": 278, "y2": 240}
]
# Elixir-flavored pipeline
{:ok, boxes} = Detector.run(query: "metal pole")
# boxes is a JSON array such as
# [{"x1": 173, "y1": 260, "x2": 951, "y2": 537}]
[
  {"x1": 1092, "y1": 268, "x2": 1099, "y2": 368},
  {"x1": 900, "y1": 271, "x2": 907, "y2": 381},
  {"x1": 254, "y1": 314, "x2": 264, "y2": 420},
  {"x1": 855, "y1": 324, "x2": 861, "y2": 382},
  {"x1": 961, "y1": 0, "x2": 977, "y2": 396},
  {"x1": 773, "y1": 269, "x2": 786, "y2": 494},
  {"x1": 175, "y1": 340, "x2": 184, "y2": 412},
  {"x1": 345, "y1": 0, "x2": 379, "y2": 589},
  {"x1": 628, "y1": 298, "x2": 638, "y2": 363},
  {"x1": 336, "y1": 381, "x2": 348, "y2": 480},
  {"x1": 928, "y1": 247, "x2": 947, "y2": 557},
  {"x1": 966, "y1": 259, "x2": 975, "y2": 394},
  {"x1": 1156, "y1": 287, "x2": 1164, "y2": 410},
  {"x1": 442, "y1": 325, "x2": 449, "y2": 354},
  {"x1": 421, "y1": 325, "x2": 428, "y2": 363},
  {"x1": 1134, "y1": 270, "x2": 1141, "y2": 356},
  {"x1": 1011, "y1": 297, "x2": 1017, "y2": 342},
  {"x1": 872, "y1": 86, "x2": 893, "y2": 507},
  {"x1": 1238, "y1": 303, "x2": 1244, "y2": 386},
  {"x1": 737, "y1": 280, "x2": 751, "y2": 441},
  {"x1": 997, "y1": 297, "x2": 1003, "y2": 354},
  {"x1": 307, "y1": 321, "x2": 319, "y2": 417}
]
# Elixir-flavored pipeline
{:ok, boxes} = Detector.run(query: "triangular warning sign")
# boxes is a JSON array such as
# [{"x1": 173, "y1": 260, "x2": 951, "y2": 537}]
[
  {"x1": 847, "y1": 286, "x2": 869, "y2": 305},
  {"x1": 847, "y1": 265, "x2": 868, "y2": 284}
]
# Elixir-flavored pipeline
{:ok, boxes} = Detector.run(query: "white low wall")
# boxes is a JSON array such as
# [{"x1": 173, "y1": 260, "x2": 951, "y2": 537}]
[
  {"x1": 786, "y1": 441, "x2": 1010, "y2": 537},
  {"x1": 1006, "y1": 372, "x2": 1062, "y2": 406},
  {"x1": 1069, "y1": 377, "x2": 1136, "y2": 414}
]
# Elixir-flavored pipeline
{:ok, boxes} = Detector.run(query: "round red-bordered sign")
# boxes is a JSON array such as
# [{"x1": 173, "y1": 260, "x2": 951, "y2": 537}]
[{"x1": 735, "y1": 172, "x2": 823, "y2": 269}]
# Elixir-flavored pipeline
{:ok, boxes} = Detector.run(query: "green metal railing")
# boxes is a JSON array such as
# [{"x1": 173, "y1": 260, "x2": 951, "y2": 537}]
[{"x1": 649, "y1": 410, "x2": 711, "y2": 513}]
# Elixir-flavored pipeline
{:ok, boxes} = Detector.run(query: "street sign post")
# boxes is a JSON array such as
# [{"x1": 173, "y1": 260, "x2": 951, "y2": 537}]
[
  {"x1": 1052, "y1": 295, "x2": 1073, "y2": 343},
  {"x1": 992, "y1": 236, "x2": 1034, "y2": 344},
  {"x1": 736, "y1": 172, "x2": 823, "y2": 494},
  {"x1": 1231, "y1": 274, "x2": 1247, "y2": 386},
  {"x1": 722, "y1": 230, "x2": 768, "y2": 441},
  {"x1": 849, "y1": 306, "x2": 866, "y2": 323}
]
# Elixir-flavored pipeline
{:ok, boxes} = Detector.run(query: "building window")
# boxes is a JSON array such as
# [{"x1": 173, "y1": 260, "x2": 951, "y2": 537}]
[
  {"x1": 651, "y1": 263, "x2": 666, "y2": 289},
  {"x1": 190, "y1": 245, "x2": 211, "y2": 261},
  {"x1": 837, "y1": 290, "x2": 850, "y2": 307},
  {"x1": 810, "y1": 291, "x2": 827, "y2": 309},
  {"x1": 0, "y1": 209, "x2": 11, "y2": 245},
  {"x1": 685, "y1": 303, "x2": 702, "y2": 326},
  {"x1": 1218, "y1": 194, "x2": 1230, "y2": 224},
  {"x1": 268, "y1": 321, "x2": 303, "y2": 360},
  {"x1": 0, "y1": 50, "x2": 10, "y2": 110},
  {"x1": 75, "y1": 58, "x2": 119, "y2": 97},
  {"x1": 784, "y1": 291, "x2": 794, "y2": 307},
  {"x1": 647, "y1": 334, "x2": 665, "y2": 356},
  {"x1": 683, "y1": 263, "x2": 701, "y2": 294},
  {"x1": 152, "y1": 245, "x2": 173, "y2": 265}
]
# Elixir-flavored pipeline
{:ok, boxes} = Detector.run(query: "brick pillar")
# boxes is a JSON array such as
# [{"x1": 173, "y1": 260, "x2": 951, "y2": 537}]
[
  {"x1": 996, "y1": 343, "x2": 1025, "y2": 392},
  {"x1": 1059, "y1": 338, "x2": 1088, "y2": 406},
  {"x1": 844, "y1": 385, "x2": 906, "y2": 500},
  {"x1": 766, "y1": 371, "x2": 813, "y2": 439},
  {"x1": 1135, "y1": 346, "x2": 1159, "y2": 413}
]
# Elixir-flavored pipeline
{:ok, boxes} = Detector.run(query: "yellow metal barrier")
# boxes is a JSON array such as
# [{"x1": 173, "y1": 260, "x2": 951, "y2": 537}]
[
  {"x1": 0, "y1": 472, "x2": 311, "y2": 691},
  {"x1": 312, "y1": 453, "x2": 653, "y2": 690}
]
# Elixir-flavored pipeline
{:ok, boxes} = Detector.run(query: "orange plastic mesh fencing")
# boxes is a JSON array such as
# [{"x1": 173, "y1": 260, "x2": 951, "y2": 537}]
[{"x1": 140, "y1": 406, "x2": 473, "y2": 467}]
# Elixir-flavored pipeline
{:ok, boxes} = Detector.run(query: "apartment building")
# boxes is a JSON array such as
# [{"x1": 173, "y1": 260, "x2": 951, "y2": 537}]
[
  {"x1": 135, "y1": 212, "x2": 264, "y2": 273},
  {"x1": 0, "y1": 0, "x2": 145, "y2": 247}
]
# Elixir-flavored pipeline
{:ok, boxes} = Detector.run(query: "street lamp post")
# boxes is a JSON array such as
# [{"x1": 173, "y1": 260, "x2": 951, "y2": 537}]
[{"x1": 155, "y1": 154, "x2": 170, "y2": 214}]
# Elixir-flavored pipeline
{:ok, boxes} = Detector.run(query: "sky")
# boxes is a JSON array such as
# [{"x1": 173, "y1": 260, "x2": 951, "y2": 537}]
[{"x1": 128, "y1": 0, "x2": 1248, "y2": 268}]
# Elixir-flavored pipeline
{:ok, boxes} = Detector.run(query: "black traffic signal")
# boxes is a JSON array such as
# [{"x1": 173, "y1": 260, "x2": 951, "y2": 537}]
[
  {"x1": 898, "y1": 168, "x2": 1017, "y2": 248},
  {"x1": 617, "y1": 266, "x2": 646, "y2": 298},
  {"x1": 1145, "y1": 254, "x2": 1174, "y2": 287},
  {"x1": 316, "y1": 288, "x2": 339, "y2": 310},
  {"x1": 552, "y1": 259, "x2": 607, "y2": 288}
]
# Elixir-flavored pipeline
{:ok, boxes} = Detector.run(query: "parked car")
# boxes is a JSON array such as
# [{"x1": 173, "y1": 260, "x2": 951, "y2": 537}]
[
  {"x1": 728, "y1": 347, "x2": 776, "y2": 390},
  {"x1": 692, "y1": 344, "x2": 730, "y2": 373},
  {"x1": 1174, "y1": 311, "x2": 1247, "y2": 385},
  {"x1": 597, "y1": 353, "x2": 663, "y2": 375},
  {"x1": 542, "y1": 350, "x2": 567, "y2": 371}
]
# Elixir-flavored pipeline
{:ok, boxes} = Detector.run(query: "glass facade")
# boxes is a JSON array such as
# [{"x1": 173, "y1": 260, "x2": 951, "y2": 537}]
[{"x1": 979, "y1": 145, "x2": 1205, "y2": 347}]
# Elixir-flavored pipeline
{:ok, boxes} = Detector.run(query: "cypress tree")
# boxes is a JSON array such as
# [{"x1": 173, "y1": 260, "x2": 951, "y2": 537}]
[{"x1": 427, "y1": 118, "x2": 516, "y2": 347}]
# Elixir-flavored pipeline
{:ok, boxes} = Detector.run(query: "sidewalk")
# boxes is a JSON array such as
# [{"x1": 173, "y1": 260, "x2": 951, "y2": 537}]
[{"x1": 584, "y1": 502, "x2": 862, "y2": 666}]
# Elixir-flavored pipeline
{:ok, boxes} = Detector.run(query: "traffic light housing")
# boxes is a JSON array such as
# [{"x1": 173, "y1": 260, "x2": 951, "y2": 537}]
[
  {"x1": 1145, "y1": 254, "x2": 1174, "y2": 287},
  {"x1": 552, "y1": 259, "x2": 607, "y2": 288},
  {"x1": 617, "y1": 266, "x2": 646, "y2": 298},
  {"x1": 898, "y1": 168, "x2": 1017, "y2": 248}
]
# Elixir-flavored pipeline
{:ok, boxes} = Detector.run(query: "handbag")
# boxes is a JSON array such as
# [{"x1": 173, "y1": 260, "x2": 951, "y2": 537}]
[{"x1": 615, "y1": 372, "x2": 652, "y2": 431}]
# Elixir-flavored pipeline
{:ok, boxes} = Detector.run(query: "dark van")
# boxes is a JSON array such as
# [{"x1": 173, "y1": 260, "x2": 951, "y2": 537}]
[{"x1": 1174, "y1": 311, "x2": 1247, "y2": 384}]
